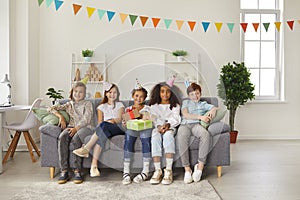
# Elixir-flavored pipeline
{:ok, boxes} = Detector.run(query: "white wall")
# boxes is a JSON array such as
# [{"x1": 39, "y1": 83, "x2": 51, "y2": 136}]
[{"x1": 9, "y1": 0, "x2": 300, "y2": 139}]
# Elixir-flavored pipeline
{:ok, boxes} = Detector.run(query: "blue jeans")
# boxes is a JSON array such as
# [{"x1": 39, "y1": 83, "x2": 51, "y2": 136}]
[
  {"x1": 95, "y1": 121, "x2": 125, "y2": 148},
  {"x1": 151, "y1": 128, "x2": 176, "y2": 157},
  {"x1": 123, "y1": 129, "x2": 152, "y2": 162}
]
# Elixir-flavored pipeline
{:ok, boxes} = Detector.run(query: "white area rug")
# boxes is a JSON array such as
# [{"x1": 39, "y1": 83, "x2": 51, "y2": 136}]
[{"x1": 10, "y1": 180, "x2": 221, "y2": 200}]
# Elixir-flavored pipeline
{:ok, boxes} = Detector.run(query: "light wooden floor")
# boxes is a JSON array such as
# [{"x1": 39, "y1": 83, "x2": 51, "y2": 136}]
[{"x1": 0, "y1": 140, "x2": 300, "y2": 200}]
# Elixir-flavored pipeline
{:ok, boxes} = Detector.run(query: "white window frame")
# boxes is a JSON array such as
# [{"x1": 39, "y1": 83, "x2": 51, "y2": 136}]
[{"x1": 240, "y1": 2, "x2": 283, "y2": 101}]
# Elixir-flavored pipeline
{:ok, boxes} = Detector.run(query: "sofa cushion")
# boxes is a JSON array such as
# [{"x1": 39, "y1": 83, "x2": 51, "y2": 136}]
[
  {"x1": 39, "y1": 124, "x2": 62, "y2": 138},
  {"x1": 208, "y1": 121, "x2": 230, "y2": 136}
]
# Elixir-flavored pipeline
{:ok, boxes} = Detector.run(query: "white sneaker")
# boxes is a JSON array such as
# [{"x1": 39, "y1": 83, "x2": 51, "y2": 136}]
[
  {"x1": 150, "y1": 169, "x2": 163, "y2": 184},
  {"x1": 161, "y1": 169, "x2": 173, "y2": 185},
  {"x1": 122, "y1": 173, "x2": 132, "y2": 185},
  {"x1": 184, "y1": 170, "x2": 193, "y2": 184},
  {"x1": 192, "y1": 164, "x2": 203, "y2": 182},
  {"x1": 133, "y1": 172, "x2": 149, "y2": 183},
  {"x1": 73, "y1": 146, "x2": 89, "y2": 158},
  {"x1": 90, "y1": 166, "x2": 100, "y2": 177}
]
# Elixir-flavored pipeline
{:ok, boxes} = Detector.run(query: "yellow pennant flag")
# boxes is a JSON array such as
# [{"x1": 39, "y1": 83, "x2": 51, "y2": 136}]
[
  {"x1": 176, "y1": 20, "x2": 184, "y2": 30},
  {"x1": 214, "y1": 22, "x2": 223, "y2": 32},
  {"x1": 86, "y1": 7, "x2": 96, "y2": 18},
  {"x1": 119, "y1": 13, "x2": 128, "y2": 24},
  {"x1": 274, "y1": 22, "x2": 281, "y2": 31}
]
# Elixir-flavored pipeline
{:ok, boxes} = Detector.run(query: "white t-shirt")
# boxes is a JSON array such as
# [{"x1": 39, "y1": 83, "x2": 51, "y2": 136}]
[{"x1": 97, "y1": 102, "x2": 125, "y2": 121}]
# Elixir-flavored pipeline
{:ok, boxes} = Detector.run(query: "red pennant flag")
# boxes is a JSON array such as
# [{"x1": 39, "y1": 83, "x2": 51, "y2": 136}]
[
  {"x1": 152, "y1": 18, "x2": 161, "y2": 28},
  {"x1": 287, "y1": 20, "x2": 294, "y2": 31},
  {"x1": 187, "y1": 21, "x2": 196, "y2": 31},
  {"x1": 139, "y1": 16, "x2": 148, "y2": 27},
  {"x1": 240, "y1": 23, "x2": 248, "y2": 33},
  {"x1": 252, "y1": 23, "x2": 259, "y2": 32},
  {"x1": 72, "y1": 4, "x2": 82, "y2": 15}
]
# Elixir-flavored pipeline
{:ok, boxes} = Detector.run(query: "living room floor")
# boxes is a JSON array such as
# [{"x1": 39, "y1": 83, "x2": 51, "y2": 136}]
[{"x1": 0, "y1": 140, "x2": 300, "y2": 200}]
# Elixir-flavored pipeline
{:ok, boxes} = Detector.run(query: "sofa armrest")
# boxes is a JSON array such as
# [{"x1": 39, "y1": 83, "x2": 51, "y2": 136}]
[
  {"x1": 39, "y1": 124, "x2": 62, "y2": 138},
  {"x1": 208, "y1": 121, "x2": 230, "y2": 136}
]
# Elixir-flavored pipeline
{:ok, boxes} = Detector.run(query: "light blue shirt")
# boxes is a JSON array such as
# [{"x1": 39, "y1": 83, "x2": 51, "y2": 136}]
[{"x1": 181, "y1": 99, "x2": 214, "y2": 124}]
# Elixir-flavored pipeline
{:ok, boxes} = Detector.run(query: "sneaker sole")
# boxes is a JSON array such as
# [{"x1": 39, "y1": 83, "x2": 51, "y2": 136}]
[
  {"x1": 57, "y1": 179, "x2": 68, "y2": 184},
  {"x1": 73, "y1": 180, "x2": 83, "y2": 184},
  {"x1": 161, "y1": 180, "x2": 173, "y2": 185},
  {"x1": 73, "y1": 151, "x2": 89, "y2": 158}
]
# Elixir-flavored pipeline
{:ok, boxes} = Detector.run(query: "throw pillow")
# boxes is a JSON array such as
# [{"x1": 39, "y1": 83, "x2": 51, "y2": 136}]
[
  {"x1": 200, "y1": 108, "x2": 227, "y2": 129},
  {"x1": 33, "y1": 108, "x2": 70, "y2": 125}
]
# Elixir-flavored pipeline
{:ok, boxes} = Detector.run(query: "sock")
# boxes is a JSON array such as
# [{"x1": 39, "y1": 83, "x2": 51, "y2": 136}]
[
  {"x1": 166, "y1": 158, "x2": 173, "y2": 170},
  {"x1": 123, "y1": 162, "x2": 130, "y2": 174},
  {"x1": 142, "y1": 161, "x2": 150, "y2": 174},
  {"x1": 154, "y1": 162, "x2": 161, "y2": 171}
]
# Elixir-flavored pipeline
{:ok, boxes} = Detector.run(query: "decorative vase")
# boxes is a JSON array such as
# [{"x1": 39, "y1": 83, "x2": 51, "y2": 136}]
[
  {"x1": 177, "y1": 56, "x2": 184, "y2": 62},
  {"x1": 230, "y1": 131, "x2": 238, "y2": 143},
  {"x1": 84, "y1": 57, "x2": 91, "y2": 62}
]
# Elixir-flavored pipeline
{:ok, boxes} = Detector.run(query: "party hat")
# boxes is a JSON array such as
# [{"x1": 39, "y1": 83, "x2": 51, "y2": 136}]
[
  {"x1": 103, "y1": 81, "x2": 113, "y2": 91},
  {"x1": 80, "y1": 76, "x2": 89, "y2": 85},
  {"x1": 166, "y1": 75, "x2": 176, "y2": 87},
  {"x1": 184, "y1": 80, "x2": 190, "y2": 88},
  {"x1": 135, "y1": 78, "x2": 143, "y2": 89}
]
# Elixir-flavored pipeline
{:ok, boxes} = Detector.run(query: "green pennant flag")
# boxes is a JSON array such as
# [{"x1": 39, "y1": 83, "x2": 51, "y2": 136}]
[
  {"x1": 263, "y1": 23, "x2": 270, "y2": 32},
  {"x1": 38, "y1": 0, "x2": 44, "y2": 6},
  {"x1": 164, "y1": 19, "x2": 172, "y2": 29},
  {"x1": 227, "y1": 23, "x2": 235, "y2": 33},
  {"x1": 129, "y1": 15, "x2": 138, "y2": 26},
  {"x1": 97, "y1": 9, "x2": 106, "y2": 20}
]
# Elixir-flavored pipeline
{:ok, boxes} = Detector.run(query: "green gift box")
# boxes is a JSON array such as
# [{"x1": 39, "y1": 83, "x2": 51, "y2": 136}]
[{"x1": 126, "y1": 119, "x2": 153, "y2": 131}]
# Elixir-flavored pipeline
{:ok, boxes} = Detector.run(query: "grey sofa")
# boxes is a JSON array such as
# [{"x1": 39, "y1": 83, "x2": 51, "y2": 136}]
[{"x1": 39, "y1": 97, "x2": 230, "y2": 179}]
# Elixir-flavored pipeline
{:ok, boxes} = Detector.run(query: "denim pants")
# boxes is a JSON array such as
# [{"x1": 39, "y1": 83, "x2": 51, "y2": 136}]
[
  {"x1": 58, "y1": 127, "x2": 93, "y2": 171},
  {"x1": 176, "y1": 123, "x2": 211, "y2": 167},
  {"x1": 123, "y1": 129, "x2": 152, "y2": 163},
  {"x1": 151, "y1": 128, "x2": 176, "y2": 157},
  {"x1": 95, "y1": 121, "x2": 125, "y2": 148}
]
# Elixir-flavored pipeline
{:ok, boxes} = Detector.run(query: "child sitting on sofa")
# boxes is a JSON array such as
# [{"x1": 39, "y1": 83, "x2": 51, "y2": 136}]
[
  {"x1": 149, "y1": 77, "x2": 181, "y2": 185},
  {"x1": 73, "y1": 82, "x2": 125, "y2": 177},
  {"x1": 48, "y1": 81, "x2": 94, "y2": 184},
  {"x1": 122, "y1": 79, "x2": 153, "y2": 185}
]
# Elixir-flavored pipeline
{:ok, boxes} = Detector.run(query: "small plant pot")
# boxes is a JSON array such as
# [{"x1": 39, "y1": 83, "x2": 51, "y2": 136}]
[
  {"x1": 177, "y1": 56, "x2": 184, "y2": 62},
  {"x1": 84, "y1": 57, "x2": 91, "y2": 62},
  {"x1": 230, "y1": 131, "x2": 238, "y2": 143}
]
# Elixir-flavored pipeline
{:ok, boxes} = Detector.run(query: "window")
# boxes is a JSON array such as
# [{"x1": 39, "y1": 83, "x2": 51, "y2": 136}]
[{"x1": 240, "y1": 0, "x2": 283, "y2": 100}]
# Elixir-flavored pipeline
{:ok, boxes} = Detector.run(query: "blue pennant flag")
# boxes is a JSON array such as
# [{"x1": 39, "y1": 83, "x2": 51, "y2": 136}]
[
  {"x1": 201, "y1": 22, "x2": 210, "y2": 32},
  {"x1": 107, "y1": 11, "x2": 116, "y2": 22},
  {"x1": 54, "y1": 0, "x2": 63, "y2": 11}
]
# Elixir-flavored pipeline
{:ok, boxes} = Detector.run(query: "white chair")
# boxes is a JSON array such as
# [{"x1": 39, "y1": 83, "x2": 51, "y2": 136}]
[{"x1": 2, "y1": 98, "x2": 43, "y2": 164}]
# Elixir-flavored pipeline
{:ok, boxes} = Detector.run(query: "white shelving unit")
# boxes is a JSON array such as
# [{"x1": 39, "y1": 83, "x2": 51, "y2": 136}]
[{"x1": 71, "y1": 53, "x2": 107, "y2": 98}]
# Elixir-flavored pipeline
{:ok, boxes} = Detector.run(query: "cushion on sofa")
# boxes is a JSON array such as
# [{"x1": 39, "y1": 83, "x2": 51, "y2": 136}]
[{"x1": 39, "y1": 124, "x2": 63, "y2": 138}]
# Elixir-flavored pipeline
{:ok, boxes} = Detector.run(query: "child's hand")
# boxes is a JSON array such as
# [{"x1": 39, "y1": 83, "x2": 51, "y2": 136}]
[
  {"x1": 68, "y1": 127, "x2": 77, "y2": 137},
  {"x1": 158, "y1": 123, "x2": 171, "y2": 134},
  {"x1": 199, "y1": 115, "x2": 211, "y2": 123},
  {"x1": 122, "y1": 119, "x2": 127, "y2": 128},
  {"x1": 58, "y1": 117, "x2": 67, "y2": 129}
]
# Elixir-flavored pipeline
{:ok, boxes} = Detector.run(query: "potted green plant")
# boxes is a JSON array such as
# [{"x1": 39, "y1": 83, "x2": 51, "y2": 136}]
[
  {"x1": 172, "y1": 50, "x2": 188, "y2": 61},
  {"x1": 82, "y1": 49, "x2": 94, "y2": 62},
  {"x1": 217, "y1": 61, "x2": 255, "y2": 143},
  {"x1": 46, "y1": 87, "x2": 64, "y2": 105}
]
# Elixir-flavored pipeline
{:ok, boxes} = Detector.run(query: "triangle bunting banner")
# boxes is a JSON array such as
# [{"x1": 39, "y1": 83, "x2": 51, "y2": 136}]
[
  {"x1": 287, "y1": 20, "x2": 294, "y2": 30},
  {"x1": 87, "y1": 7, "x2": 96, "y2": 18},
  {"x1": 176, "y1": 20, "x2": 184, "y2": 30},
  {"x1": 240, "y1": 23, "x2": 248, "y2": 33},
  {"x1": 72, "y1": 4, "x2": 82, "y2": 15},
  {"x1": 188, "y1": 21, "x2": 196, "y2": 31},
  {"x1": 107, "y1": 11, "x2": 116, "y2": 22},
  {"x1": 97, "y1": 9, "x2": 106, "y2": 20},
  {"x1": 201, "y1": 22, "x2": 210, "y2": 32},
  {"x1": 252, "y1": 23, "x2": 259, "y2": 32},
  {"x1": 139, "y1": 16, "x2": 148, "y2": 27},
  {"x1": 38, "y1": 0, "x2": 44, "y2": 6},
  {"x1": 119, "y1": 13, "x2": 128, "y2": 24},
  {"x1": 226, "y1": 23, "x2": 234, "y2": 33},
  {"x1": 54, "y1": 0, "x2": 63, "y2": 11},
  {"x1": 274, "y1": 22, "x2": 281, "y2": 31},
  {"x1": 152, "y1": 18, "x2": 161, "y2": 28},
  {"x1": 263, "y1": 23, "x2": 270, "y2": 32},
  {"x1": 46, "y1": 0, "x2": 53, "y2": 7},
  {"x1": 214, "y1": 22, "x2": 223, "y2": 32},
  {"x1": 129, "y1": 15, "x2": 138, "y2": 26},
  {"x1": 164, "y1": 19, "x2": 172, "y2": 29}
]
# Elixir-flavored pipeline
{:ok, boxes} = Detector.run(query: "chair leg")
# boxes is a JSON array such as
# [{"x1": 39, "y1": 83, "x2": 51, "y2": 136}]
[
  {"x1": 27, "y1": 131, "x2": 41, "y2": 157},
  {"x1": 23, "y1": 131, "x2": 36, "y2": 163},
  {"x1": 2, "y1": 131, "x2": 21, "y2": 164},
  {"x1": 50, "y1": 167, "x2": 55, "y2": 179},
  {"x1": 217, "y1": 165, "x2": 222, "y2": 178},
  {"x1": 10, "y1": 131, "x2": 22, "y2": 158}
]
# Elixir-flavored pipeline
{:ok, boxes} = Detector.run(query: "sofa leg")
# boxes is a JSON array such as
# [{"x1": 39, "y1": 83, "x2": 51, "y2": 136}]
[
  {"x1": 217, "y1": 166, "x2": 222, "y2": 177},
  {"x1": 50, "y1": 167, "x2": 55, "y2": 179}
]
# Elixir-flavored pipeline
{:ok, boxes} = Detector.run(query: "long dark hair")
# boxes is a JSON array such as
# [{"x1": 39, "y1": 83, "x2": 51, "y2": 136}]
[
  {"x1": 149, "y1": 82, "x2": 181, "y2": 110},
  {"x1": 100, "y1": 84, "x2": 120, "y2": 108}
]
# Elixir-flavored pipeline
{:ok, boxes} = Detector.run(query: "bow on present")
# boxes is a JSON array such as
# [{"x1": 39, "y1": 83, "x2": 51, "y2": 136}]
[{"x1": 122, "y1": 107, "x2": 141, "y2": 121}]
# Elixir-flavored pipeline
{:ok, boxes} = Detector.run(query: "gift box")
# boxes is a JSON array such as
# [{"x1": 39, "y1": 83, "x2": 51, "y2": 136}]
[
  {"x1": 126, "y1": 119, "x2": 153, "y2": 131},
  {"x1": 122, "y1": 108, "x2": 140, "y2": 121}
]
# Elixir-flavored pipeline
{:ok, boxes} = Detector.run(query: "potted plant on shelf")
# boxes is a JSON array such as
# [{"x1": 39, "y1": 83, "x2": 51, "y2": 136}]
[
  {"x1": 46, "y1": 87, "x2": 64, "y2": 105},
  {"x1": 217, "y1": 61, "x2": 255, "y2": 143},
  {"x1": 172, "y1": 50, "x2": 188, "y2": 62},
  {"x1": 82, "y1": 49, "x2": 94, "y2": 62}
]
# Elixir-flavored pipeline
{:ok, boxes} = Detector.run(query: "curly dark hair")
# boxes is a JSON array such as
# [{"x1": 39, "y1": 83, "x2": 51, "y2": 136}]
[{"x1": 149, "y1": 82, "x2": 182, "y2": 109}]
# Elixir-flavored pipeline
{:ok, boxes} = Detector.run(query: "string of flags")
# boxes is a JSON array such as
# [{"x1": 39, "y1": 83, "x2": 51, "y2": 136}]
[{"x1": 38, "y1": 0, "x2": 300, "y2": 33}]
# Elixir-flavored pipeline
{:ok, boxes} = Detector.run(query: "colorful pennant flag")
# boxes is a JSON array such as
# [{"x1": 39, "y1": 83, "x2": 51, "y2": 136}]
[
  {"x1": 201, "y1": 22, "x2": 210, "y2": 32},
  {"x1": 97, "y1": 9, "x2": 106, "y2": 20},
  {"x1": 129, "y1": 15, "x2": 138, "y2": 26},
  {"x1": 164, "y1": 19, "x2": 172, "y2": 29},
  {"x1": 72, "y1": 4, "x2": 82, "y2": 15},
  {"x1": 86, "y1": 7, "x2": 96, "y2": 18},
  {"x1": 240, "y1": 23, "x2": 248, "y2": 33},
  {"x1": 263, "y1": 23, "x2": 270, "y2": 32},
  {"x1": 107, "y1": 11, "x2": 116, "y2": 22},
  {"x1": 139, "y1": 16, "x2": 148, "y2": 27},
  {"x1": 298, "y1": 20, "x2": 300, "y2": 24},
  {"x1": 214, "y1": 22, "x2": 223, "y2": 32},
  {"x1": 119, "y1": 13, "x2": 128, "y2": 24},
  {"x1": 38, "y1": 0, "x2": 44, "y2": 6},
  {"x1": 227, "y1": 23, "x2": 235, "y2": 33},
  {"x1": 287, "y1": 20, "x2": 294, "y2": 31},
  {"x1": 188, "y1": 21, "x2": 196, "y2": 31},
  {"x1": 46, "y1": 0, "x2": 53, "y2": 8},
  {"x1": 176, "y1": 20, "x2": 184, "y2": 30},
  {"x1": 152, "y1": 18, "x2": 161, "y2": 28},
  {"x1": 54, "y1": 0, "x2": 63, "y2": 11},
  {"x1": 252, "y1": 23, "x2": 259, "y2": 32},
  {"x1": 274, "y1": 22, "x2": 281, "y2": 31}
]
